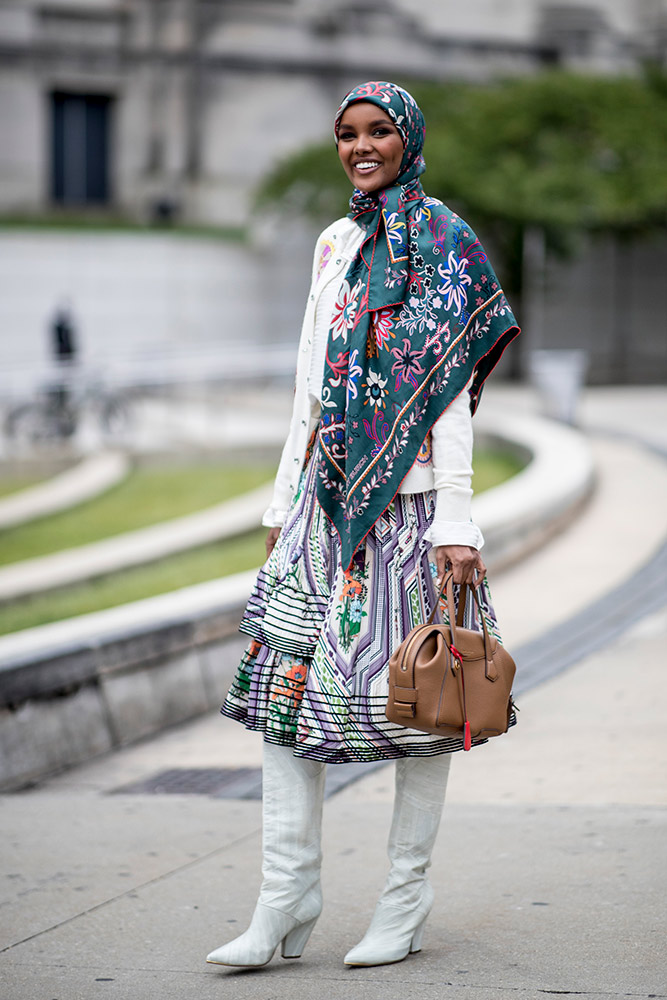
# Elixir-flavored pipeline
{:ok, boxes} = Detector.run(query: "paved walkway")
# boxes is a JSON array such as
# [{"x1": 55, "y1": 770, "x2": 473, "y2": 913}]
[{"x1": 1, "y1": 385, "x2": 666, "y2": 999}]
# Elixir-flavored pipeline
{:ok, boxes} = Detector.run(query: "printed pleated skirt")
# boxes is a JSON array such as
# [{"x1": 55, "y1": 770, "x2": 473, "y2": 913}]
[{"x1": 222, "y1": 442, "x2": 506, "y2": 763}]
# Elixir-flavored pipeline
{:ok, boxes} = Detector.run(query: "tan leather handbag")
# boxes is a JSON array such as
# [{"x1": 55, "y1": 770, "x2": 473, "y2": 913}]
[{"x1": 386, "y1": 572, "x2": 516, "y2": 749}]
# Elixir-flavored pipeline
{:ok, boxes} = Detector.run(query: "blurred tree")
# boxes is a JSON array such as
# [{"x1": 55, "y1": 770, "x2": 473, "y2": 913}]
[{"x1": 257, "y1": 70, "x2": 667, "y2": 373}]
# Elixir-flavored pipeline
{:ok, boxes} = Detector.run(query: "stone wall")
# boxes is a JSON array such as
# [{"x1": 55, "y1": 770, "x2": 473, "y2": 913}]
[
  {"x1": 0, "y1": 410, "x2": 596, "y2": 790},
  {"x1": 1, "y1": 226, "x2": 664, "y2": 387},
  {"x1": 0, "y1": 601, "x2": 246, "y2": 792},
  {"x1": 4, "y1": 0, "x2": 660, "y2": 226}
]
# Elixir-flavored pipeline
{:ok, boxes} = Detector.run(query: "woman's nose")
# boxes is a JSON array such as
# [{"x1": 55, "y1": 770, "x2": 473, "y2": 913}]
[{"x1": 354, "y1": 132, "x2": 372, "y2": 153}]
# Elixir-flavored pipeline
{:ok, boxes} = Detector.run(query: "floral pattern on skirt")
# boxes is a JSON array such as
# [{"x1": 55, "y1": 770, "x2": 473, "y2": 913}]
[{"x1": 222, "y1": 443, "x2": 511, "y2": 763}]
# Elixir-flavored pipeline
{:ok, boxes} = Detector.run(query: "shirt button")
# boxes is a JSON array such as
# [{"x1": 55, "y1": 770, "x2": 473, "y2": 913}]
[{"x1": 335, "y1": 259, "x2": 341, "y2": 265}]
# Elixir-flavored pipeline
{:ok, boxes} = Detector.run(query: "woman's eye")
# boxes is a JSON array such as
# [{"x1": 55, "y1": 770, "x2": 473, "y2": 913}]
[{"x1": 339, "y1": 131, "x2": 355, "y2": 141}]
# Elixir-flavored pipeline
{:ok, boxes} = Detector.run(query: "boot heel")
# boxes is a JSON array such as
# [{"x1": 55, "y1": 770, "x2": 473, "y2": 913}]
[
  {"x1": 409, "y1": 915, "x2": 428, "y2": 954},
  {"x1": 281, "y1": 915, "x2": 318, "y2": 959}
]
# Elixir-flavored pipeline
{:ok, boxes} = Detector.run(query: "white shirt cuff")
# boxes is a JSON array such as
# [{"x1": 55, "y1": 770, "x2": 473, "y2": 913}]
[
  {"x1": 424, "y1": 519, "x2": 485, "y2": 550},
  {"x1": 262, "y1": 507, "x2": 287, "y2": 528}
]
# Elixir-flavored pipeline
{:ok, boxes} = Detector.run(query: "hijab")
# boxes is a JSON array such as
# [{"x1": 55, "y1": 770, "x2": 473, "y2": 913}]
[{"x1": 316, "y1": 81, "x2": 520, "y2": 570}]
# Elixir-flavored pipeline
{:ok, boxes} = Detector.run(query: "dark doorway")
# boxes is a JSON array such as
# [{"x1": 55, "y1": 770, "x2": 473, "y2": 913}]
[{"x1": 51, "y1": 92, "x2": 113, "y2": 205}]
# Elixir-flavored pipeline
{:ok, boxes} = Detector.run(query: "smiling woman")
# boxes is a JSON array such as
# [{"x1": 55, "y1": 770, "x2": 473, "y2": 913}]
[
  {"x1": 205, "y1": 81, "x2": 520, "y2": 974},
  {"x1": 336, "y1": 103, "x2": 405, "y2": 193}
]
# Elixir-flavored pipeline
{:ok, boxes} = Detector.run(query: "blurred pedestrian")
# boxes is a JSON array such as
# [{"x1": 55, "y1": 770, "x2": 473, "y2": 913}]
[
  {"x1": 208, "y1": 81, "x2": 519, "y2": 970},
  {"x1": 51, "y1": 302, "x2": 77, "y2": 362},
  {"x1": 48, "y1": 301, "x2": 78, "y2": 436}
]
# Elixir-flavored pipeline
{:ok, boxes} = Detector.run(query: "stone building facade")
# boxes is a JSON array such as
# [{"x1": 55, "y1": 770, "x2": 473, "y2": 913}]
[{"x1": 1, "y1": 0, "x2": 665, "y2": 226}]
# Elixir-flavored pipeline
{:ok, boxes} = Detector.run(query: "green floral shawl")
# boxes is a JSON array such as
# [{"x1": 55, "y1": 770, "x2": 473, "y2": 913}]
[{"x1": 316, "y1": 81, "x2": 520, "y2": 570}]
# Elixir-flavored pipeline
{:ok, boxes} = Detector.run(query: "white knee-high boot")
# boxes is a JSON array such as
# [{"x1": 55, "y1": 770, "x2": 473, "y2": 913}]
[
  {"x1": 343, "y1": 753, "x2": 451, "y2": 967},
  {"x1": 206, "y1": 742, "x2": 326, "y2": 968}
]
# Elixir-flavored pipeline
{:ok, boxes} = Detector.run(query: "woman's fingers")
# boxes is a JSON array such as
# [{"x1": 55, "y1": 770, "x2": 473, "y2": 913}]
[
  {"x1": 265, "y1": 526, "x2": 282, "y2": 558},
  {"x1": 472, "y1": 554, "x2": 487, "y2": 588},
  {"x1": 435, "y1": 545, "x2": 485, "y2": 586},
  {"x1": 435, "y1": 548, "x2": 449, "y2": 584}
]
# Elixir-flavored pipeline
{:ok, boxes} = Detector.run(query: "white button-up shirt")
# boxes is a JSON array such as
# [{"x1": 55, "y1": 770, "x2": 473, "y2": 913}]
[{"x1": 262, "y1": 216, "x2": 484, "y2": 550}]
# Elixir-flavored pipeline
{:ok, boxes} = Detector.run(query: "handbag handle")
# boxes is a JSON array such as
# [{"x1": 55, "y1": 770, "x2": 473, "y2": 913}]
[
  {"x1": 426, "y1": 569, "x2": 455, "y2": 625},
  {"x1": 427, "y1": 570, "x2": 498, "y2": 682}
]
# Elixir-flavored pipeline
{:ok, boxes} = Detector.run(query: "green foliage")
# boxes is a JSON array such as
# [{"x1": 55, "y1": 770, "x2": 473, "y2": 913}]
[
  {"x1": 411, "y1": 71, "x2": 667, "y2": 237},
  {"x1": 258, "y1": 144, "x2": 350, "y2": 221},
  {"x1": 256, "y1": 70, "x2": 667, "y2": 281}
]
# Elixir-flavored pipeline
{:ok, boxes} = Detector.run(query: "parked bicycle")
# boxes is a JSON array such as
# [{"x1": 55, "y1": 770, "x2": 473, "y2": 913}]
[{"x1": 3, "y1": 377, "x2": 132, "y2": 449}]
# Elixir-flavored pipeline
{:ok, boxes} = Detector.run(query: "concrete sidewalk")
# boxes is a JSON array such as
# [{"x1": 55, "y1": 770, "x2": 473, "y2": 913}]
[{"x1": 0, "y1": 386, "x2": 666, "y2": 999}]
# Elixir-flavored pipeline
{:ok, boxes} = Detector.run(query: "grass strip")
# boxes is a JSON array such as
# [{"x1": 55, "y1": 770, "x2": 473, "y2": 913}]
[
  {"x1": 471, "y1": 449, "x2": 522, "y2": 496},
  {"x1": 0, "y1": 217, "x2": 246, "y2": 241},
  {"x1": 0, "y1": 461, "x2": 275, "y2": 566},
  {"x1": 0, "y1": 528, "x2": 267, "y2": 635},
  {"x1": 0, "y1": 449, "x2": 523, "y2": 636},
  {"x1": 0, "y1": 475, "x2": 47, "y2": 500}
]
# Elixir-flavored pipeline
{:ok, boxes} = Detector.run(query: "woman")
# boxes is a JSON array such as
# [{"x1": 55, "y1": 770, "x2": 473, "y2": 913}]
[{"x1": 207, "y1": 81, "x2": 519, "y2": 970}]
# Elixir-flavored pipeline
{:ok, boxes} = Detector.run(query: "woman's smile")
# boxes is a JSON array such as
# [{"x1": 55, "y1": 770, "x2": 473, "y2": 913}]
[{"x1": 337, "y1": 102, "x2": 404, "y2": 193}]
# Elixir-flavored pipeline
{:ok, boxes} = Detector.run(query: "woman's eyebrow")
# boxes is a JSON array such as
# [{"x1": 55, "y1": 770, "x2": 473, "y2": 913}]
[{"x1": 338, "y1": 118, "x2": 394, "y2": 130}]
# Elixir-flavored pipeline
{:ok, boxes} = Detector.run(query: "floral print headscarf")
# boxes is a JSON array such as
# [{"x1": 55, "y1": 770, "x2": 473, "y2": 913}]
[
  {"x1": 317, "y1": 81, "x2": 520, "y2": 571},
  {"x1": 334, "y1": 81, "x2": 426, "y2": 311}
]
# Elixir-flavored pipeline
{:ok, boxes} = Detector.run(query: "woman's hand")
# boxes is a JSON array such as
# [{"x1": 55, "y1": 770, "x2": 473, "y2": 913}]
[
  {"x1": 265, "y1": 526, "x2": 282, "y2": 559},
  {"x1": 434, "y1": 544, "x2": 486, "y2": 588}
]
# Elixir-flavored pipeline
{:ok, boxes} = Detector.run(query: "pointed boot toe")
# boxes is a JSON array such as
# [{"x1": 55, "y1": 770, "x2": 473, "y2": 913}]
[
  {"x1": 343, "y1": 896, "x2": 431, "y2": 967},
  {"x1": 206, "y1": 903, "x2": 308, "y2": 968}
]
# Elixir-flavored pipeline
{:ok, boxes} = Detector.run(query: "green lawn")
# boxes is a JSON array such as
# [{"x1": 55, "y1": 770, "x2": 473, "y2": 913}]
[
  {"x1": 0, "y1": 475, "x2": 46, "y2": 499},
  {"x1": 471, "y1": 448, "x2": 523, "y2": 495},
  {"x1": 0, "y1": 461, "x2": 275, "y2": 566},
  {"x1": 0, "y1": 216, "x2": 246, "y2": 241},
  {"x1": 0, "y1": 528, "x2": 267, "y2": 635},
  {"x1": 0, "y1": 448, "x2": 524, "y2": 635}
]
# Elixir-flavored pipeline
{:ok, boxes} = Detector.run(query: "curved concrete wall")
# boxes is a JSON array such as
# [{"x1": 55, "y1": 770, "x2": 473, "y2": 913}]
[{"x1": 0, "y1": 409, "x2": 594, "y2": 790}]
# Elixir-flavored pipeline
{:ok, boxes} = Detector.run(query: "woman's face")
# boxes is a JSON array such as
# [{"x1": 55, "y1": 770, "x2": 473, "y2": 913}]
[{"x1": 337, "y1": 103, "x2": 404, "y2": 193}]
